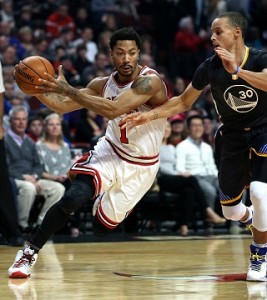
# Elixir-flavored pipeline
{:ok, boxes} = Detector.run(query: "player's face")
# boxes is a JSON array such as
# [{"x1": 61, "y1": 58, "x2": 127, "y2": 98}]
[
  {"x1": 210, "y1": 17, "x2": 238, "y2": 51},
  {"x1": 110, "y1": 40, "x2": 140, "y2": 78}
]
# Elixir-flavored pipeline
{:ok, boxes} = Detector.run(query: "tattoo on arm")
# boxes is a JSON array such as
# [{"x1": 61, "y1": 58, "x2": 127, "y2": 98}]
[
  {"x1": 152, "y1": 110, "x2": 158, "y2": 120},
  {"x1": 57, "y1": 80, "x2": 79, "y2": 96},
  {"x1": 131, "y1": 77, "x2": 152, "y2": 94},
  {"x1": 44, "y1": 93, "x2": 65, "y2": 101}
]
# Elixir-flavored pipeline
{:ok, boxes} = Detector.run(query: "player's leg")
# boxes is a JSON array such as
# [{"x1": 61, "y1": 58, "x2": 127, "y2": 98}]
[
  {"x1": 216, "y1": 129, "x2": 253, "y2": 227},
  {"x1": 246, "y1": 152, "x2": 267, "y2": 282},
  {"x1": 8, "y1": 174, "x2": 96, "y2": 278},
  {"x1": 92, "y1": 160, "x2": 159, "y2": 237}
]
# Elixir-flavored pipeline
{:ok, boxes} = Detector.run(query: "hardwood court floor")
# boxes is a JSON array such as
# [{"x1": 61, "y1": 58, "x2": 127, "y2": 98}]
[{"x1": 0, "y1": 234, "x2": 265, "y2": 300}]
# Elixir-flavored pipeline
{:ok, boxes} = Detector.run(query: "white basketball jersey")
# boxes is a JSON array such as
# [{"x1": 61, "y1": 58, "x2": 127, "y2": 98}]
[{"x1": 102, "y1": 66, "x2": 168, "y2": 165}]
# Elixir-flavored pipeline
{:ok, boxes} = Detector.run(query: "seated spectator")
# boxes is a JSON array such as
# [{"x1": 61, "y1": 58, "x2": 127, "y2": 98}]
[
  {"x1": 74, "y1": 109, "x2": 103, "y2": 146},
  {"x1": 0, "y1": 60, "x2": 24, "y2": 246},
  {"x1": 36, "y1": 113, "x2": 81, "y2": 237},
  {"x1": 72, "y1": 43, "x2": 93, "y2": 75},
  {"x1": 176, "y1": 115, "x2": 220, "y2": 211},
  {"x1": 71, "y1": 27, "x2": 98, "y2": 64},
  {"x1": 36, "y1": 113, "x2": 72, "y2": 186},
  {"x1": 27, "y1": 115, "x2": 44, "y2": 142},
  {"x1": 45, "y1": 2, "x2": 75, "y2": 39},
  {"x1": 81, "y1": 52, "x2": 112, "y2": 85},
  {"x1": 4, "y1": 106, "x2": 65, "y2": 234},
  {"x1": 168, "y1": 114, "x2": 187, "y2": 146},
  {"x1": 159, "y1": 121, "x2": 225, "y2": 236}
]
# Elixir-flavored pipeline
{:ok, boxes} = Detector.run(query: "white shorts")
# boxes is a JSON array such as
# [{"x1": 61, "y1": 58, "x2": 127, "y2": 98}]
[{"x1": 70, "y1": 138, "x2": 159, "y2": 228}]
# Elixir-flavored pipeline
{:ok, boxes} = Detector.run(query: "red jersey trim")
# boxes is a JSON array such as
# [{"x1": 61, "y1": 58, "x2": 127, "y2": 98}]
[
  {"x1": 70, "y1": 151, "x2": 102, "y2": 198},
  {"x1": 106, "y1": 138, "x2": 159, "y2": 166}
]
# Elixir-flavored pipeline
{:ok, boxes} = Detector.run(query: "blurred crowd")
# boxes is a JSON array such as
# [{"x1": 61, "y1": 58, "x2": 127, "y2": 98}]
[
  {"x1": 0, "y1": 0, "x2": 262, "y2": 240},
  {"x1": 2, "y1": 0, "x2": 267, "y2": 145}
]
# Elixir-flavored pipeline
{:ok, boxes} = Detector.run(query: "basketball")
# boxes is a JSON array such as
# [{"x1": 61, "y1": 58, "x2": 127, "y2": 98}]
[{"x1": 14, "y1": 56, "x2": 55, "y2": 95}]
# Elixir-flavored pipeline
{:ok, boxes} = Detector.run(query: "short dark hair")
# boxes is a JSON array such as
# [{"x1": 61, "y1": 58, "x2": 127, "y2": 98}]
[
  {"x1": 217, "y1": 12, "x2": 247, "y2": 37},
  {"x1": 109, "y1": 27, "x2": 141, "y2": 50},
  {"x1": 186, "y1": 115, "x2": 204, "y2": 128}
]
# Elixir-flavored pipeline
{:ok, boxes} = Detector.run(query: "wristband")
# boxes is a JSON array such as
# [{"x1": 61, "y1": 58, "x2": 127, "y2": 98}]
[{"x1": 232, "y1": 66, "x2": 240, "y2": 75}]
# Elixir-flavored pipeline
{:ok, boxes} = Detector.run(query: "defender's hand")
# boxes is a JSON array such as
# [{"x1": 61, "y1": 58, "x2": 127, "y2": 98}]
[{"x1": 120, "y1": 111, "x2": 151, "y2": 130}]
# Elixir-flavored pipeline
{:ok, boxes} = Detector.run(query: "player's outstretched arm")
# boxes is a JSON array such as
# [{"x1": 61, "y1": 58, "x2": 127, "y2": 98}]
[
  {"x1": 121, "y1": 83, "x2": 202, "y2": 129},
  {"x1": 34, "y1": 65, "x2": 83, "y2": 114},
  {"x1": 37, "y1": 69, "x2": 163, "y2": 119}
]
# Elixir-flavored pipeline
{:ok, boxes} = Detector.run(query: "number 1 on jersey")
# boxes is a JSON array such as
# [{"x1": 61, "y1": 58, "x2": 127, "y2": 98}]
[{"x1": 119, "y1": 123, "x2": 128, "y2": 144}]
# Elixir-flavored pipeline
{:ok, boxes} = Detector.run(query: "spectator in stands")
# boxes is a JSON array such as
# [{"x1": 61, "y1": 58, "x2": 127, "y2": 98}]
[
  {"x1": 48, "y1": 26, "x2": 75, "y2": 58},
  {"x1": 0, "y1": 21, "x2": 24, "y2": 60},
  {"x1": 45, "y1": 1, "x2": 76, "y2": 39},
  {"x1": 74, "y1": 108, "x2": 102, "y2": 146},
  {"x1": 73, "y1": 6, "x2": 92, "y2": 34},
  {"x1": 59, "y1": 55, "x2": 80, "y2": 86},
  {"x1": 0, "y1": 59, "x2": 24, "y2": 246},
  {"x1": 176, "y1": 115, "x2": 219, "y2": 211},
  {"x1": 168, "y1": 114, "x2": 187, "y2": 146},
  {"x1": 2, "y1": 66, "x2": 14, "y2": 86},
  {"x1": 202, "y1": 116, "x2": 217, "y2": 150},
  {"x1": 172, "y1": 16, "x2": 209, "y2": 80},
  {"x1": 81, "y1": 52, "x2": 112, "y2": 86},
  {"x1": 4, "y1": 106, "x2": 65, "y2": 234},
  {"x1": 28, "y1": 37, "x2": 53, "y2": 62},
  {"x1": 0, "y1": 0, "x2": 15, "y2": 29},
  {"x1": 97, "y1": 30, "x2": 113, "y2": 57},
  {"x1": 72, "y1": 43, "x2": 93, "y2": 75},
  {"x1": 172, "y1": 76, "x2": 187, "y2": 96},
  {"x1": 3, "y1": 81, "x2": 14, "y2": 114},
  {"x1": 36, "y1": 113, "x2": 81, "y2": 237},
  {"x1": 27, "y1": 115, "x2": 44, "y2": 143},
  {"x1": 1, "y1": 45, "x2": 19, "y2": 66},
  {"x1": 71, "y1": 27, "x2": 98, "y2": 63},
  {"x1": 159, "y1": 120, "x2": 225, "y2": 236},
  {"x1": 17, "y1": 26, "x2": 34, "y2": 59}
]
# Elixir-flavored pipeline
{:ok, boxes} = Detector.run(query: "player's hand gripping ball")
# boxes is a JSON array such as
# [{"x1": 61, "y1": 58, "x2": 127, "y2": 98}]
[{"x1": 14, "y1": 56, "x2": 55, "y2": 95}]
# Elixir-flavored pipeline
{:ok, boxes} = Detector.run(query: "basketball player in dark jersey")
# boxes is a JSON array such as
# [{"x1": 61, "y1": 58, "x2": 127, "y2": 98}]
[{"x1": 122, "y1": 12, "x2": 267, "y2": 282}]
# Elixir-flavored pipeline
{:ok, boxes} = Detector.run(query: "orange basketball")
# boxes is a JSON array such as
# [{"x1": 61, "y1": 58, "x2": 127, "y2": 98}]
[{"x1": 14, "y1": 56, "x2": 55, "y2": 95}]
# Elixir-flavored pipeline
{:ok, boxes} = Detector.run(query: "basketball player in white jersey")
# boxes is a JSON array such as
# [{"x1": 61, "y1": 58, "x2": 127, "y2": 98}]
[{"x1": 8, "y1": 27, "x2": 170, "y2": 278}]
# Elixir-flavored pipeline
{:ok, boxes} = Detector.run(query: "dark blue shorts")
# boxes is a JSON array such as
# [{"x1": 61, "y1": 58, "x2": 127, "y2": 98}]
[{"x1": 215, "y1": 125, "x2": 267, "y2": 206}]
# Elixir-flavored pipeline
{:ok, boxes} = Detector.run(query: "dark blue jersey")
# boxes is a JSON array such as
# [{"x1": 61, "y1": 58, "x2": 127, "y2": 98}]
[{"x1": 192, "y1": 47, "x2": 267, "y2": 129}]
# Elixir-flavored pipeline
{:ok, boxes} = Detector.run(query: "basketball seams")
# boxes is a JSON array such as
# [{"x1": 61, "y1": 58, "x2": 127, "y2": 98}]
[
  {"x1": 14, "y1": 56, "x2": 54, "y2": 94},
  {"x1": 20, "y1": 61, "x2": 45, "y2": 79}
]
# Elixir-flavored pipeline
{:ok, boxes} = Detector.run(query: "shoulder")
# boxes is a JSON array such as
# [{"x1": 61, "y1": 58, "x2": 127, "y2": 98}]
[
  {"x1": 86, "y1": 76, "x2": 109, "y2": 93},
  {"x1": 176, "y1": 139, "x2": 189, "y2": 148}
]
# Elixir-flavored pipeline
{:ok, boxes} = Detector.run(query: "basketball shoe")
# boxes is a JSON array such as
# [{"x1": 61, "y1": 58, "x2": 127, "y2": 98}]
[
  {"x1": 8, "y1": 246, "x2": 38, "y2": 278},
  {"x1": 247, "y1": 244, "x2": 267, "y2": 282}
]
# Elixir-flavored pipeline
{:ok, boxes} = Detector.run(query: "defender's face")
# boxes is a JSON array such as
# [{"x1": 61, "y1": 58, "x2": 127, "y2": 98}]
[
  {"x1": 110, "y1": 40, "x2": 140, "y2": 77},
  {"x1": 210, "y1": 17, "x2": 238, "y2": 50}
]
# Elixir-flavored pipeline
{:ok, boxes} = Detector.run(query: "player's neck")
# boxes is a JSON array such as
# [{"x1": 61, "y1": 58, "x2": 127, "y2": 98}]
[{"x1": 234, "y1": 43, "x2": 248, "y2": 66}]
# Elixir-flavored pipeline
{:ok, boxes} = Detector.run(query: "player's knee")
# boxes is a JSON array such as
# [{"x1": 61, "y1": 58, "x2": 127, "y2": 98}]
[
  {"x1": 92, "y1": 215, "x2": 113, "y2": 237},
  {"x1": 250, "y1": 181, "x2": 267, "y2": 206},
  {"x1": 222, "y1": 201, "x2": 246, "y2": 221},
  {"x1": 59, "y1": 179, "x2": 94, "y2": 214}
]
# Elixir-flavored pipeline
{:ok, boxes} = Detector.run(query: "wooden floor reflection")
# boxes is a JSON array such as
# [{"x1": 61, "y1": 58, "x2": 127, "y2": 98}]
[{"x1": 0, "y1": 235, "x2": 265, "y2": 300}]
